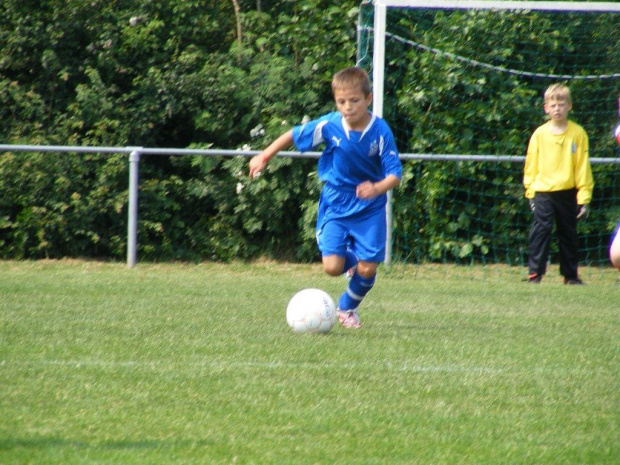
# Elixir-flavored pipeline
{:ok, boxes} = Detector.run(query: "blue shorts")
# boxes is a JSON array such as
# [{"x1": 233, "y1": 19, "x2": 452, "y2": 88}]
[{"x1": 315, "y1": 184, "x2": 387, "y2": 263}]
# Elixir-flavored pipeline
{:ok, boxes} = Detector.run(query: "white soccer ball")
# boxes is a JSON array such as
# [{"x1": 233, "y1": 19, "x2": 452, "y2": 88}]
[{"x1": 286, "y1": 288, "x2": 337, "y2": 334}]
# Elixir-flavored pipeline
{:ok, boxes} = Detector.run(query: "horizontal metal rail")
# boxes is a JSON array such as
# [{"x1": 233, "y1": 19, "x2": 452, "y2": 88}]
[{"x1": 2, "y1": 144, "x2": 618, "y2": 163}]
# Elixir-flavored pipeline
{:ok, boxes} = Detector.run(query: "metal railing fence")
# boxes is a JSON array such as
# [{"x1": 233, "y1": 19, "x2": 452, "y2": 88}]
[{"x1": 1, "y1": 144, "x2": 617, "y2": 267}]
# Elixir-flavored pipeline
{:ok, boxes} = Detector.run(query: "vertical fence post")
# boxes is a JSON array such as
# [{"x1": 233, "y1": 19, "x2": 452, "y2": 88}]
[
  {"x1": 373, "y1": 1, "x2": 392, "y2": 266},
  {"x1": 127, "y1": 149, "x2": 141, "y2": 268}
]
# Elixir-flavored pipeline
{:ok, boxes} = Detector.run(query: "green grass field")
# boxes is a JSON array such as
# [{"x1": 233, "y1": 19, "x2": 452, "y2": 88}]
[{"x1": 1, "y1": 260, "x2": 618, "y2": 464}]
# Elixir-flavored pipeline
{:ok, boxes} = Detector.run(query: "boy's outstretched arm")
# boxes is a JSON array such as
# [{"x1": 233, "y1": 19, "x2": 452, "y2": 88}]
[{"x1": 249, "y1": 130, "x2": 294, "y2": 180}]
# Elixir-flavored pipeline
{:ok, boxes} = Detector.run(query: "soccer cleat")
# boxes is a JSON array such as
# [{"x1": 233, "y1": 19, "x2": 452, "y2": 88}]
[
  {"x1": 564, "y1": 277, "x2": 585, "y2": 285},
  {"x1": 342, "y1": 250, "x2": 358, "y2": 280},
  {"x1": 343, "y1": 266, "x2": 356, "y2": 280},
  {"x1": 527, "y1": 273, "x2": 542, "y2": 284},
  {"x1": 338, "y1": 309, "x2": 362, "y2": 329}
]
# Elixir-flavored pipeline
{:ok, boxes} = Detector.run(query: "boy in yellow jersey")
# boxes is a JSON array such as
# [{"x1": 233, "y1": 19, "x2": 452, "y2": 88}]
[{"x1": 523, "y1": 84, "x2": 594, "y2": 285}]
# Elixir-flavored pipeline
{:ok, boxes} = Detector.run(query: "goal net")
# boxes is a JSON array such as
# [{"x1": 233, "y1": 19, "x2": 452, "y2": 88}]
[{"x1": 357, "y1": 0, "x2": 620, "y2": 281}]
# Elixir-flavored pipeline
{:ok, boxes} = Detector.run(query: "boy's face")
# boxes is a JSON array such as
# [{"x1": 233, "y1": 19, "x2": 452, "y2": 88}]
[
  {"x1": 333, "y1": 86, "x2": 372, "y2": 131},
  {"x1": 544, "y1": 98, "x2": 572, "y2": 124}
]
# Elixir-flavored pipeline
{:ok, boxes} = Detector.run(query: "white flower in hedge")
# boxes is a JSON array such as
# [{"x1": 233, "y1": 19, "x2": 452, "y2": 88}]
[{"x1": 250, "y1": 124, "x2": 265, "y2": 138}]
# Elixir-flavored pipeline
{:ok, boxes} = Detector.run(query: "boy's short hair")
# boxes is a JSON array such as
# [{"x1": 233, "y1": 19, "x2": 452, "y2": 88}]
[
  {"x1": 332, "y1": 67, "x2": 371, "y2": 96},
  {"x1": 544, "y1": 83, "x2": 572, "y2": 104}
]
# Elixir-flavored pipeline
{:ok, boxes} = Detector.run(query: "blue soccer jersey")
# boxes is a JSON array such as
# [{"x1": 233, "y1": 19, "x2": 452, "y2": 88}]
[{"x1": 292, "y1": 111, "x2": 402, "y2": 191}]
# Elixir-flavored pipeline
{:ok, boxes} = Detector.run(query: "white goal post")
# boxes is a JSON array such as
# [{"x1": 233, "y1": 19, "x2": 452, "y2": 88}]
[{"x1": 370, "y1": 0, "x2": 620, "y2": 266}]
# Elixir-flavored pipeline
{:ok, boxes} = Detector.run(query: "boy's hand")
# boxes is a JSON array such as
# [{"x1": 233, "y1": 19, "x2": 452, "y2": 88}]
[
  {"x1": 356, "y1": 175, "x2": 400, "y2": 199},
  {"x1": 577, "y1": 204, "x2": 589, "y2": 220},
  {"x1": 249, "y1": 154, "x2": 268, "y2": 180},
  {"x1": 248, "y1": 130, "x2": 293, "y2": 180},
  {"x1": 356, "y1": 181, "x2": 378, "y2": 200}
]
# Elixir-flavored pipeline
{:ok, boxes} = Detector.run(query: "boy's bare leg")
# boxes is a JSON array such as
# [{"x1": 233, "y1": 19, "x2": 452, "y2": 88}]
[{"x1": 322, "y1": 254, "x2": 346, "y2": 276}]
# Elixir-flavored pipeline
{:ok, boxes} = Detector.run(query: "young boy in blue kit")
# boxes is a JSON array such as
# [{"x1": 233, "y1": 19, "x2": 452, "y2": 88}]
[{"x1": 249, "y1": 67, "x2": 402, "y2": 329}]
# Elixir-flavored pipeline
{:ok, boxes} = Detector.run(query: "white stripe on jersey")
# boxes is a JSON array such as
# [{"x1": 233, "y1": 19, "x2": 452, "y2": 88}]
[{"x1": 313, "y1": 120, "x2": 328, "y2": 147}]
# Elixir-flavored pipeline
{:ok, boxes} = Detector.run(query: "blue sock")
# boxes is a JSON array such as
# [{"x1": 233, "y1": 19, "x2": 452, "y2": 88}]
[
  {"x1": 342, "y1": 250, "x2": 358, "y2": 274},
  {"x1": 338, "y1": 272, "x2": 376, "y2": 311}
]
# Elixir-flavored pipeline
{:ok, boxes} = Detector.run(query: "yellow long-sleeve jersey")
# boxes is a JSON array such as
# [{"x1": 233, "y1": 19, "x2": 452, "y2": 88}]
[{"x1": 523, "y1": 120, "x2": 594, "y2": 205}]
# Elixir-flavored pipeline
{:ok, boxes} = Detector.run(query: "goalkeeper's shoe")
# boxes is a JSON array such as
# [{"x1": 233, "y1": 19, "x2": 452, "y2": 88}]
[
  {"x1": 527, "y1": 273, "x2": 542, "y2": 284},
  {"x1": 564, "y1": 277, "x2": 585, "y2": 285},
  {"x1": 338, "y1": 309, "x2": 362, "y2": 329}
]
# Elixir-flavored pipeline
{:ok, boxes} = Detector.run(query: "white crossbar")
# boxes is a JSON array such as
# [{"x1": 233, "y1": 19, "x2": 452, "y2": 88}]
[{"x1": 375, "y1": 0, "x2": 620, "y2": 12}]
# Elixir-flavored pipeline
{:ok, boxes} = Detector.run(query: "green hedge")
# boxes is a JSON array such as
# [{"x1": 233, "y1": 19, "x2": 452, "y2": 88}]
[{"x1": 1, "y1": 1, "x2": 618, "y2": 264}]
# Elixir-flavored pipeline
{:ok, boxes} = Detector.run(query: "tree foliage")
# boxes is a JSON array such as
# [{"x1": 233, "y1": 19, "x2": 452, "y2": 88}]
[
  {"x1": 0, "y1": 0, "x2": 358, "y2": 261},
  {"x1": 0, "y1": 1, "x2": 617, "y2": 264}
]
